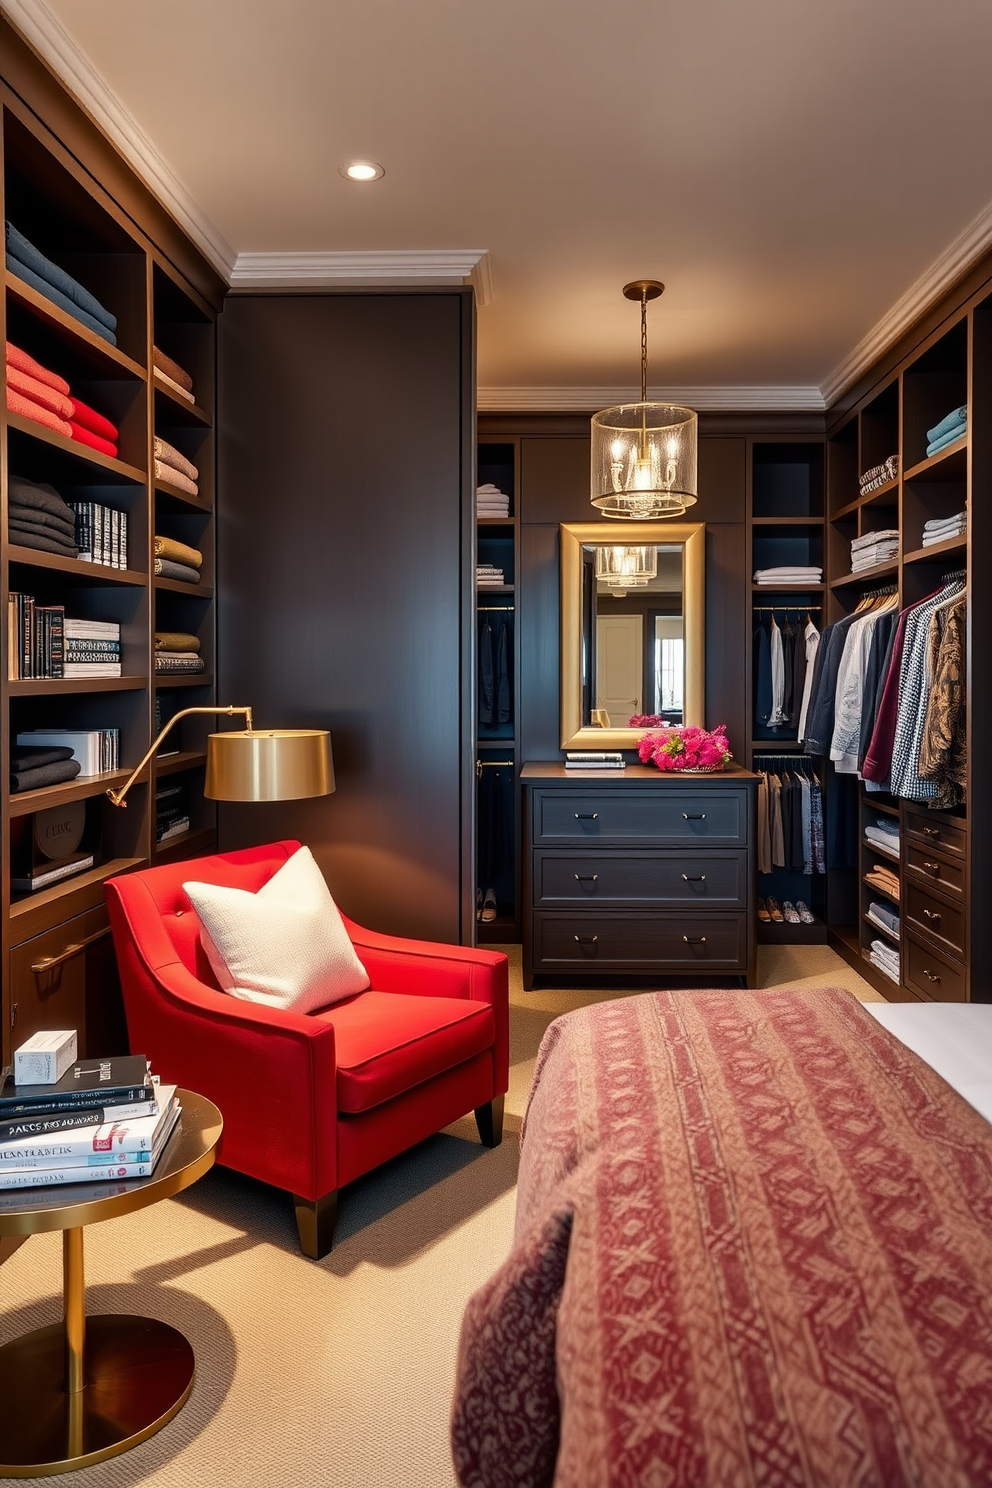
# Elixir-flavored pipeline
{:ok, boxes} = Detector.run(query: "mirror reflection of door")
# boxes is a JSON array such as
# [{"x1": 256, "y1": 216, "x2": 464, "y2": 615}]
[{"x1": 596, "y1": 614, "x2": 643, "y2": 725}]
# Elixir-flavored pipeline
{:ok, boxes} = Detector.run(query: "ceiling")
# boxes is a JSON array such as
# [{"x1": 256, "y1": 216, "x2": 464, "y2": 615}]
[{"x1": 11, "y1": 0, "x2": 992, "y2": 409}]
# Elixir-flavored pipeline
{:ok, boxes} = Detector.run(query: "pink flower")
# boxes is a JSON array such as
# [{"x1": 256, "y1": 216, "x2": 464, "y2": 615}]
[{"x1": 638, "y1": 725, "x2": 733, "y2": 773}]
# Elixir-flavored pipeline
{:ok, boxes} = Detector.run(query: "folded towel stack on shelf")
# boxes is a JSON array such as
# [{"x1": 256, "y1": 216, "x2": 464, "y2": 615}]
[
  {"x1": 866, "y1": 899, "x2": 900, "y2": 939},
  {"x1": 850, "y1": 528, "x2": 899, "y2": 572},
  {"x1": 9, "y1": 744, "x2": 81, "y2": 794},
  {"x1": 864, "y1": 814, "x2": 900, "y2": 854},
  {"x1": 753, "y1": 565, "x2": 822, "y2": 585},
  {"x1": 859, "y1": 456, "x2": 898, "y2": 495},
  {"x1": 476, "y1": 563, "x2": 505, "y2": 589},
  {"x1": 7, "y1": 472, "x2": 78, "y2": 558},
  {"x1": 153, "y1": 346, "x2": 195, "y2": 404},
  {"x1": 5, "y1": 221, "x2": 118, "y2": 346},
  {"x1": 153, "y1": 436, "x2": 199, "y2": 498},
  {"x1": 869, "y1": 937, "x2": 900, "y2": 983},
  {"x1": 154, "y1": 629, "x2": 204, "y2": 676},
  {"x1": 864, "y1": 862, "x2": 900, "y2": 900},
  {"x1": 926, "y1": 405, "x2": 967, "y2": 459},
  {"x1": 476, "y1": 483, "x2": 510, "y2": 518},
  {"x1": 5, "y1": 342, "x2": 119, "y2": 457},
  {"x1": 153, "y1": 534, "x2": 202, "y2": 586},
  {"x1": 922, "y1": 511, "x2": 967, "y2": 547}
]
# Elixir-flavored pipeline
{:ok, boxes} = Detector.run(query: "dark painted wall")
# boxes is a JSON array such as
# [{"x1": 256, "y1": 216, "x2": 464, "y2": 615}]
[{"x1": 217, "y1": 292, "x2": 473, "y2": 943}]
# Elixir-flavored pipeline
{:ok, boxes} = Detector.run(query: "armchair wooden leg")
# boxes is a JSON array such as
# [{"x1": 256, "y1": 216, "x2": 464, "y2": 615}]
[
  {"x1": 293, "y1": 1190, "x2": 338, "y2": 1259},
  {"x1": 474, "y1": 1095, "x2": 504, "y2": 1148}
]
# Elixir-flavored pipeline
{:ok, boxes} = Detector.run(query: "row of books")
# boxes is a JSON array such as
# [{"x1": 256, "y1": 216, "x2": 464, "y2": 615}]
[
  {"x1": 7, "y1": 600, "x2": 122, "y2": 679},
  {"x1": 0, "y1": 1054, "x2": 179, "y2": 1189},
  {"x1": 564, "y1": 751, "x2": 626, "y2": 771},
  {"x1": 66, "y1": 500, "x2": 129, "y2": 569},
  {"x1": 156, "y1": 781, "x2": 190, "y2": 843}
]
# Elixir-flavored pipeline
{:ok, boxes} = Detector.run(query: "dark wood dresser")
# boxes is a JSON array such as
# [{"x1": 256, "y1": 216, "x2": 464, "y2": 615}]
[{"x1": 521, "y1": 763, "x2": 759, "y2": 989}]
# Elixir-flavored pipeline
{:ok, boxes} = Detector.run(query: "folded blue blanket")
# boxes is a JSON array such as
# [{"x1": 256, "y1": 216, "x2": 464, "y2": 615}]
[
  {"x1": 926, "y1": 405, "x2": 967, "y2": 444},
  {"x1": 5, "y1": 222, "x2": 117, "y2": 332},
  {"x1": 6, "y1": 253, "x2": 117, "y2": 346},
  {"x1": 926, "y1": 422, "x2": 967, "y2": 459}
]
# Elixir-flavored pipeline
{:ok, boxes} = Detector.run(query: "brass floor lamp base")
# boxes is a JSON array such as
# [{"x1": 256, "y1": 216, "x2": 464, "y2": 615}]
[{"x1": 0, "y1": 1313, "x2": 194, "y2": 1476}]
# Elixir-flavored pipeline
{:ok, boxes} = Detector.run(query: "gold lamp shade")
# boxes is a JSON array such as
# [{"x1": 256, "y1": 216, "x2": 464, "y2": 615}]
[{"x1": 205, "y1": 729, "x2": 333, "y2": 802}]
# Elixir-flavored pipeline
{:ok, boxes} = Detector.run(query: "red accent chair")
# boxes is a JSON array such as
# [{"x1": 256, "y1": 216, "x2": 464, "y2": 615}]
[{"x1": 105, "y1": 841, "x2": 509, "y2": 1258}]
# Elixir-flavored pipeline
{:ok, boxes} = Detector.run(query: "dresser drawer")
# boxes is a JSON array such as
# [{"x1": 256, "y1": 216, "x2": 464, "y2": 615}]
[
  {"x1": 903, "y1": 933, "x2": 967, "y2": 1003},
  {"x1": 531, "y1": 912, "x2": 747, "y2": 973},
  {"x1": 533, "y1": 850, "x2": 748, "y2": 908},
  {"x1": 904, "y1": 809, "x2": 966, "y2": 859},
  {"x1": 904, "y1": 879, "x2": 966, "y2": 959},
  {"x1": 905, "y1": 843, "x2": 965, "y2": 902},
  {"x1": 532, "y1": 788, "x2": 748, "y2": 846}
]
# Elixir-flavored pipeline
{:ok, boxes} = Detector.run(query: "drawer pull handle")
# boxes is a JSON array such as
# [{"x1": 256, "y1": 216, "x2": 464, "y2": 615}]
[
  {"x1": 573, "y1": 935, "x2": 599, "y2": 945},
  {"x1": 682, "y1": 812, "x2": 707, "y2": 820},
  {"x1": 682, "y1": 874, "x2": 707, "y2": 882},
  {"x1": 922, "y1": 908, "x2": 942, "y2": 922},
  {"x1": 682, "y1": 935, "x2": 707, "y2": 945},
  {"x1": 922, "y1": 861, "x2": 941, "y2": 875},
  {"x1": 574, "y1": 812, "x2": 599, "y2": 821},
  {"x1": 922, "y1": 826, "x2": 941, "y2": 837},
  {"x1": 574, "y1": 874, "x2": 599, "y2": 882},
  {"x1": 922, "y1": 968, "x2": 942, "y2": 984},
  {"x1": 30, "y1": 927, "x2": 111, "y2": 975}
]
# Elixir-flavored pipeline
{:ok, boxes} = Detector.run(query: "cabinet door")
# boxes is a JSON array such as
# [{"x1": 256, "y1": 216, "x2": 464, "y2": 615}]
[{"x1": 7, "y1": 906, "x2": 128, "y2": 1060}]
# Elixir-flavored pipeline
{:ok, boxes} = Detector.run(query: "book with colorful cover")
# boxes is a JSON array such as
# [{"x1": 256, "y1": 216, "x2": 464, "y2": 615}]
[
  {"x1": 0, "y1": 1087, "x2": 177, "y2": 1168},
  {"x1": 0, "y1": 1091, "x2": 164, "y2": 1146},
  {"x1": 0, "y1": 1103, "x2": 181, "y2": 1189}
]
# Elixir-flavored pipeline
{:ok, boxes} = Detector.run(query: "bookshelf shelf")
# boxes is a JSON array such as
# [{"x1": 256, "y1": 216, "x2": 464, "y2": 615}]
[
  {"x1": 8, "y1": 547, "x2": 147, "y2": 587},
  {"x1": 5, "y1": 271, "x2": 147, "y2": 381},
  {"x1": 8, "y1": 768, "x2": 141, "y2": 819}
]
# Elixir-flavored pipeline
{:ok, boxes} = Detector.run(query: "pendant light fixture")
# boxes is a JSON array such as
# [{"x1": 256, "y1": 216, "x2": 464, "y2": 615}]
[
  {"x1": 591, "y1": 280, "x2": 697, "y2": 518},
  {"x1": 594, "y1": 543, "x2": 658, "y2": 593}
]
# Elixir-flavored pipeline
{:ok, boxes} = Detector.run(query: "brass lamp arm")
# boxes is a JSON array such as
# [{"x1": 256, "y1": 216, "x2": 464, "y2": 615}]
[{"x1": 106, "y1": 706, "x2": 254, "y2": 807}]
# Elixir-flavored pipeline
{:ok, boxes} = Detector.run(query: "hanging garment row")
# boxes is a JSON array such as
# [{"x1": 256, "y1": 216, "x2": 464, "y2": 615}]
[
  {"x1": 801, "y1": 575, "x2": 966, "y2": 808},
  {"x1": 754, "y1": 610, "x2": 821, "y2": 732},
  {"x1": 754, "y1": 756, "x2": 825, "y2": 876},
  {"x1": 476, "y1": 759, "x2": 514, "y2": 923},
  {"x1": 478, "y1": 609, "x2": 512, "y2": 729}
]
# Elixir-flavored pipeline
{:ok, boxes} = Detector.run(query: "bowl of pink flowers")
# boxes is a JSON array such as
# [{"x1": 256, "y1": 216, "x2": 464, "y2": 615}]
[{"x1": 637, "y1": 724, "x2": 733, "y2": 773}]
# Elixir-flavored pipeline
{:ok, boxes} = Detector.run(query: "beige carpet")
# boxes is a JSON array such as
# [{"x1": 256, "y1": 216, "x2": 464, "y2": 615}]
[{"x1": 0, "y1": 947, "x2": 880, "y2": 1487}]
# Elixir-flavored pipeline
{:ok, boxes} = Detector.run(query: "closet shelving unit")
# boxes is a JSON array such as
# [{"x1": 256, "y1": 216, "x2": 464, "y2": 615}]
[
  {"x1": 826, "y1": 311, "x2": 976, "y2": 1001},
  {"x1": 748, "y1": 440, "x2": 828, "y2": 943},
  {"x1": 475, "y1": 440, "x2": 519, "y2": 943},
  {"x1": 0, "y1": 93, "x2": 218, "y2": 1064}
]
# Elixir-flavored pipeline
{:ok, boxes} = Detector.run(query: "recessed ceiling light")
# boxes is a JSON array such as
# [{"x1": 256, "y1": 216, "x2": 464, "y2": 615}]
[{"x1": 339, "y1": 161, "x2": 385, "y2": 182}]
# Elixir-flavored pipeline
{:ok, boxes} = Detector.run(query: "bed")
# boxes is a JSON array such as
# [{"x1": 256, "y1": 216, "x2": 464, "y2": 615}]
[{"x1": 451, "y1": 988, "x2": 992, "y2": 1487}]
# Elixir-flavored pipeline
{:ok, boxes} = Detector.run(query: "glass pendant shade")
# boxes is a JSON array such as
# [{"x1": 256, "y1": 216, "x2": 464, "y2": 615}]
[
  {"x1": 594, "y1": 543, "x2": 658, "y2": 587},
  {"x1": 591, "y1": 403, "x2": 698, "y2": 519}
]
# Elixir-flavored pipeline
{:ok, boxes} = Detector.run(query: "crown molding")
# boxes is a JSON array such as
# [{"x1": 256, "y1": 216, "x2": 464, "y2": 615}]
[
  {"x1": 821, "y1": 197, "x2": 992, "y2": 406},
  {"x1": 477, "y1": 384, "x2": 827, "y2": 413},
  {"x1": 230, "y1": 249, "x2": 493, "y2": 304},
  {"x1": 1, "y1": 0, "x2": 237, "y2": 278}
]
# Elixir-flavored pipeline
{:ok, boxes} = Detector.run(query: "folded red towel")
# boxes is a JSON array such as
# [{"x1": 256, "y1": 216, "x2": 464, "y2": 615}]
[
  {"x1": 69, "y1": 395, "x2": 119, "y2": 443},
  {"x1": 69, "y1": 422, "x2": 118, "y2": 459},
  {"x1": 6, "y1": 341, "x2": 70, "y2": 397},
  {"x1": 7, "y1": 386, "x2": 73, "y2": 437},
  {"x1": 6, "y1": 364, "x2": 74, "y2": 420}
]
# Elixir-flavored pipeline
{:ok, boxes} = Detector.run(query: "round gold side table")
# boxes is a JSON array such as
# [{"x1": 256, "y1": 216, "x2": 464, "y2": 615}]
[{"x1": 0, "y1": 1089, "x2": 222, "y2": 1477}]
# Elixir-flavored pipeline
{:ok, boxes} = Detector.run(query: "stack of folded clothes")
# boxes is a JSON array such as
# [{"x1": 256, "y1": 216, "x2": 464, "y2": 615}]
[
  {"x1": 10, "y1": 743, "x2": 81, "y2": 794},
  {"x1": 153, "y1": 347, "x2": 195, "y2": 404},
  {"x1": 752, "y1": 565, "x2": 822, "y2": 585},
  {"x1": 869, "y1": 937, "x2": 900, "y2": 983},
  {"x1": 864, "y1": 814, "x2": 900, "y2": 855},
  {"x1": 922, "y1": 511, "x2": 967, "y2": 547},
  {"x1": 926, "y1": 405, "x2": 967, "y2": 458},
  {"x1": 866, "y1": 899, "x2": 900, "y2": 940},
  {"x1": 864, "y1": 862, "x2": 901, "y2": 900},
  {"x1": 476, "y1": 483, "x2": 510, "y2": 517},
  {"x1": 8, "y1": 473, "x2": 78, "y2": 558},
  {"x1": 5, "y1": 342, "x2": 119, "y2": 457},
  {"x1": 849, "y1": 528, "x2": 899, "y2": 572},
  {"x1": 859, "y1": 455, "x2": 898, "y2": 495},
  {"x1": 154, "y1": 631, "x2": 204, "y2": 676},
  {"x1": 5, "y1": 221, "x2": 117, "y2": 346},
  {"x1": 476, "y1": 563, "x2": 505, "y2": 589},
  {"x1": 153, "y1": 535, "x2": 202, "y2": 585},
  {"x1": 153, "y1": 436, "x2": 199, "y2": 498}
]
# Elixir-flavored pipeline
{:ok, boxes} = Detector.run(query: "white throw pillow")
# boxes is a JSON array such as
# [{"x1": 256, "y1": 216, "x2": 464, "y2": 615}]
[{"x1": 183, "y1": 846, "x2": 370, "y2": 1012}]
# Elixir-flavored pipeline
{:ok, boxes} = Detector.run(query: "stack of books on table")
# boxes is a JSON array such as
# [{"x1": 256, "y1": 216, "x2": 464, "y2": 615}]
[
  {"x1": 0, "y1": 1055, "x2": 180, "y2": 1189},
  {"x1": 564, "y1": 751, "x2": 626, "y2": 770},
  {"x1": 63, "y1": 618, "x2": 121, "y2": 678}
]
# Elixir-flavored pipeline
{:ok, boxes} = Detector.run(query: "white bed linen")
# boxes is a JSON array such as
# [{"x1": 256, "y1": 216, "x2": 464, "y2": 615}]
[{"x1": 864, "y1": 1002, "x2": 992, "y2": 1124}]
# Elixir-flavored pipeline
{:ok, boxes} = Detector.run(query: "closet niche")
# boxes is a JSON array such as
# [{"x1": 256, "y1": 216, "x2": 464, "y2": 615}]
[{"x1": 559, "y1": 520, "x2": 705, "y2": 750}]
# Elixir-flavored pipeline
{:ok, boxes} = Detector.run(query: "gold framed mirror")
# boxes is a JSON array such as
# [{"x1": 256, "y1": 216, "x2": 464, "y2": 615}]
[{"x1": 560, "y1": 521, "x2": 705, "y2": 750}]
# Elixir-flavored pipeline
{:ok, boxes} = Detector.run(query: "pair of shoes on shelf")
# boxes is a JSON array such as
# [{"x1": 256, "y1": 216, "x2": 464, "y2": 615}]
[
  {"x1": 757, "y1": 898, "x2": 771, "y2": 923},
  {"x1": 795, "y1": 900, "x2": 815, "y2": 924},
  {"x1": 477, "y1": 887, "x2": 497, "y2": 923},
  {"x1": 782, "y1": 901, "x2": 801, "y2": 924},
  {"x1": 765, "y1": 896, "x2": 784, "y2": 923}
]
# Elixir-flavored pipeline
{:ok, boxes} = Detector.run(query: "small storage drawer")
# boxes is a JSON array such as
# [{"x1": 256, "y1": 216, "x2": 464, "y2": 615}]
[
  {"x1": 905, "y1": 843, "x2": 965, "y2": 901},
  {"x1": 904, "y1": 933, "x2": 967, "y2": 1003},
  {"x1": 531, "y1": 913, "x2": 747, "y2": 973},
  {"x1": 904, "y1": 879, "x2": 966, "y2": 959},
  {"x1": 904, "y1": 809, "x2": 966, "y2": 859},
  {"x1": 533, "y1": 850, "x2": 748, "y2": 907},
  {"x1": 532, "y1": 788, "x2": 748, "y2": 846}
]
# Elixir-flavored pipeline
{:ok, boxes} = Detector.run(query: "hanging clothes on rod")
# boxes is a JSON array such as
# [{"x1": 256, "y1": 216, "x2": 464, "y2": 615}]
[
  {"x1": 478, "y1": 609, "x2": 513, "y2": 730},
  {"x1": 753, "y1": 754, "x2": 825, "y2": 877},
  {"x1": 754, "y1": 607, "x2": 821, "y2": 735}
]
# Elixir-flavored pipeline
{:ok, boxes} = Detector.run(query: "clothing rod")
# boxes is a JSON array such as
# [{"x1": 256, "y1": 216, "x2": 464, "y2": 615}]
[
  {"x1": 753, "y1": 605, "x2": 822, "y2": 613},
  {"x1": 477, "y1": 759, "x2": 514, "y2": 767},
  {"x1": 478, "y1": 605, "x2": 515, "y2": 612}
]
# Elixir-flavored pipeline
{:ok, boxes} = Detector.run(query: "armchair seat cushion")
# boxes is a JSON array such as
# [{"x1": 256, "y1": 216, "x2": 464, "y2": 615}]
[{"x1": 316, "y1": 990, "x2": 496, "y2": 1114}]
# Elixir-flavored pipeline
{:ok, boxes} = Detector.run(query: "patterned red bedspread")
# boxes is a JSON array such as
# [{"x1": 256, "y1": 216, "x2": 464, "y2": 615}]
[{"x1": 452, "y1": 988, "x2": 992, "y2": 1487}]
